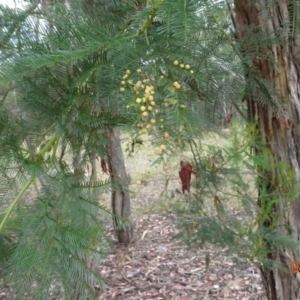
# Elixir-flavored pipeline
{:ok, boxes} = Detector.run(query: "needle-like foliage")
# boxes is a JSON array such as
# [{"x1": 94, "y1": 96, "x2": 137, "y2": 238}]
[{"x1": 2, "y1": 0, "x2": 298, "y2": 298}]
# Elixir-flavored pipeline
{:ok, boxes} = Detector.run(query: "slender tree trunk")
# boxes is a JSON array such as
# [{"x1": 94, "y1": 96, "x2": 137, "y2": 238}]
[
  {"x1": 222, "y1": 104, "x2": 233, "y2": 129},
  {"x1": 88, "y1": 152, "x2": 98, "y2": 182},
  {"x1": 73, "y1": 149, "x2": 82, "y2": 172},
  {"x1": 73, "y1": 149, "x2": 85, "y2": 184},
  {"x1": 233, "y1": 1, "x2": 300, "y2": 299},
  {"x1": 107, "y1": 128, "x2": 133, "y2": 243}
]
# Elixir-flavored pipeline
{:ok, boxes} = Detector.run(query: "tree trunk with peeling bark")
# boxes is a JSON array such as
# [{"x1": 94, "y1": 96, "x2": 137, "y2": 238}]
[
  {"x1": 233, "y1": 1, "x2": 300, "y2": 299},
  {"x1": 107, "y1": 128, "x2": 133, "y2": 244}
]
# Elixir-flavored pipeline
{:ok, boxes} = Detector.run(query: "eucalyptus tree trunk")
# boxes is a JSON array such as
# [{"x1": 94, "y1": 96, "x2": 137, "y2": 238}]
[
  {"x1": 233, "y1": 1, "x2": 300, "y2": 299},
  {"x1": 107, "y1": 128, "x2": 133, "y2": 244}
]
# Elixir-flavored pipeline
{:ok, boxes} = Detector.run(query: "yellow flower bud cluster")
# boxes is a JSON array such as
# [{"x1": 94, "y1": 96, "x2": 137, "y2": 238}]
[
  {"x1": 120, "y1": 68, "x2": 187, "y2": 139},
  {"x1": 120, "y1": 69, "x2": 132, "y2": 91},
  {"x1": 173, "y1": 60, "x2": 194, "y2": 74},
  {"x1": 155, "y1": 131, "x2": 170, "y2": 155},
  {"x1": 132, "y1": 73, "x2": 158, "y2": 135},
  {"x1": 119, "y1": 68, "x2": 176, "y2": 173},
  {"x1": 119, "y1": 69, "x2": 159, "y2": 135}
]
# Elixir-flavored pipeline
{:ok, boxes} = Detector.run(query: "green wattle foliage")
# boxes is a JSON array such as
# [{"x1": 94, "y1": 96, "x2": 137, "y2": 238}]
[{"x1": 1, "y1": 0, "x2": 298, "y2": 298}]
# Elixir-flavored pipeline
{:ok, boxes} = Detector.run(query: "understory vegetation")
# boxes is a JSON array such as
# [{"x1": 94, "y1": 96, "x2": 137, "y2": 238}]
[{"x1": 1, "y1": 0, "x2": 300, "y2": 299}]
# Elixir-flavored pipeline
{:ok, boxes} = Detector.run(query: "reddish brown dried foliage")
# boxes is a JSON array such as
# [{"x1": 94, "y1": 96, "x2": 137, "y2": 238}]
[
  {"x1": 101, "y1": 159, "x2": 108, "y2": 173},
  {"x1": 179, "y1": 161, "x2": 196, "y2": 194}
]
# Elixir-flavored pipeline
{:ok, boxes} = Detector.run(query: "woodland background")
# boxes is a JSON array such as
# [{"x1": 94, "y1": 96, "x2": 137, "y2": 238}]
[{"x1": 1, "y1": 0, "x2": 300, "y2": 299}]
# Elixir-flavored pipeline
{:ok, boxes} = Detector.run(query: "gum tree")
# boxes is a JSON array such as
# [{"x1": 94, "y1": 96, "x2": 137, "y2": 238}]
[{"x1": 232, "y1": 0, "x2": 300, "y2": 298}]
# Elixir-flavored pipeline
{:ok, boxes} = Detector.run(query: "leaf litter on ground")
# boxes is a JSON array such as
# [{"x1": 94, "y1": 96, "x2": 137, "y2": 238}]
[{"x1": 95, "y1": 213, "x2": 267, "y2": 300}]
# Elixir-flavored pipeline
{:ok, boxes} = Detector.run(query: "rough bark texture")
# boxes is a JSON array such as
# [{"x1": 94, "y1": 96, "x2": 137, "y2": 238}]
[
  {"x1": 233, "y1": 1, "x2": 300, "y2": 299},
  {"x1": 107, "y1": 128, "x2": 133, "y2": 244}
]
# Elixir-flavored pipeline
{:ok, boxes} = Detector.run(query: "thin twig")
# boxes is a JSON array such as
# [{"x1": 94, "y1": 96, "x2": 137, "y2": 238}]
[
  {"x1": 160, "y1": 177, "x2": 170, "y2": 196},
  {"x1": 0, "y1": 84, "x2": 14, "y2": 106}
]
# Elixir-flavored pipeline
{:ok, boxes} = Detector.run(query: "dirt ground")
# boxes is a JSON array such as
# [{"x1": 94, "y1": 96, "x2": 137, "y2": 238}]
[{"x1": 94, "y1": 213, "x2": 267, "y2": 300}]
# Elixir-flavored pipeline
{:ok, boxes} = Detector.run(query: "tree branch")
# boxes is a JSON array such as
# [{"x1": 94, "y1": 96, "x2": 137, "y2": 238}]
[{"x1": 0, "y1": 84, "x2": 15, "y2": 106}]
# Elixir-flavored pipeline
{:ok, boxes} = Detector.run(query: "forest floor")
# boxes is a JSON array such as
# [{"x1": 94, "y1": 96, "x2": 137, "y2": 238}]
[
  {"x1": 94, "y1": 132, "x2": 267, "y2": 300},
  {"x1": 95, "y1": 213, "x2": 267, "y2": 300}
]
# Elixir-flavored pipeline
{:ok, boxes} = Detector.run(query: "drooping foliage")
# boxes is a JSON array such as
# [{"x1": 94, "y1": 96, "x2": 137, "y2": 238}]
[{"x1": 1, "y1": 0, "x2": 297, "y2": 298}]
